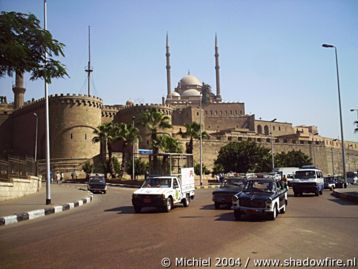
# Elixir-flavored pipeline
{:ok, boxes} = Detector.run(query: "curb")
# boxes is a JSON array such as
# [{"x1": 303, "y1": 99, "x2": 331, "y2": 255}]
[
  {"x1": 195, "y1": 185, "x2": 220, "y2": 190},
  {"x1": 0, "y1": 194, "x2": 93, "y2": 226},
  {"x1": 331, "y1": 190, "x2": 358, "y2": 204}
]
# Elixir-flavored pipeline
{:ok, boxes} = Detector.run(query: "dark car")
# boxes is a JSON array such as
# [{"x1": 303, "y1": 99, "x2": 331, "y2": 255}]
[
  {"x1": 324, "y1": 177, "x2": 336, "y2": 190},
  {"x1": 87, "y1": 173, "x2": 107, "y2": 194},
  {"x1": 232, "y1": 178, "x2": 288, "y2": 220},
  {"x1": 334, "y1": 176, "x2": 348, "y2": 189},
  {"x1": 212, "y1": 177, "x2": 246, "y2": 209}
]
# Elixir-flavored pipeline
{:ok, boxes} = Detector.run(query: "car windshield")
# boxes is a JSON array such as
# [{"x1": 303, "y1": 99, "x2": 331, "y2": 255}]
[
  {"x1": 295, "y1": 170, "x2": 316, "y2": 179},
  {"x1": 222, "y1": 178, "x2": 245, "y2": 187},
  {"x1": 243, "y1": 181, "x2": 274, "y2": 193},
  {"x1": 89, "y1": 176, "x2": 105, "y2": 182},
  {"x1": 143, "y1": 177, "x2": 171, "y2": 188}
]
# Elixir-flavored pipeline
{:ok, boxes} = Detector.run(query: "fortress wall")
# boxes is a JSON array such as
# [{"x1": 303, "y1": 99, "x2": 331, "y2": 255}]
[
  {"x1": 49, "y1": 94, "x2": 102, "y2": 159},
  {"x1": 190, "y1": 137, "x2": 358, "y2": 175},
  {"x1": 204, "y1": 102, "x2": 245, "y2": 116},
  {"x1": 115, "y1": 104, "x2": 174, "y2": 149},
  {"x1": 101, "y1": 105, "x2": 121, "y2": 124},
  {"x1": 10, "y1": 94, "x2": 102, "y2": 160}
]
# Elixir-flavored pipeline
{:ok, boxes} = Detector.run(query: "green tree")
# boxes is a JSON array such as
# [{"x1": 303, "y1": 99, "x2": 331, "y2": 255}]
[
  {"x1": 0, "y1": 12, "x2": 67, "y2": 83},
  {"x1": 115, "y1": 123, "x2": 140, "y2": 179},
  {"x1": 139, "y1": 108, "x2": 172, "y2": 154},
  {"x1": 157, "y1": 135, "x2": 182, "y2": 153},
  {"x1": 180, "y1": 122, "x2": 209, "y2": 154},
  {"x1": 126, "y1": 158, "x2": 149, "y2": 179},
  {"x1": 194, "y1": 163, "x2": 210, "y2": 175},
  {"x1": 215, "y1": 141, "x2": 272, "y2": 173},
  {"x1": 92, "y1": 122, "x2": 118, "y2": 178},
  {"x1": 82, "y1": 161, "x2": 93, "y2": 175},
  {"x1": 275, "y1": 150, "x2": 312, "y2": 168}
]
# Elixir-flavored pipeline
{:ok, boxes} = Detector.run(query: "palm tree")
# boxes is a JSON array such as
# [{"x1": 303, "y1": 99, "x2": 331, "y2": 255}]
[
  {"x1": 115, "y1": 123, "x2": 139, "y2": 179},
  {"x1": 92, "y1": 122, "x2": 118, "y2": 178},
  {"x1": 157, "y1": 135, "x2": 182, "y2": 153},
  {"x1": 180, "y1": 122, "x2": 209, "y2": 154},
  {"x1": 139, "y1": 108, "x2": 172, "y2": 154}
]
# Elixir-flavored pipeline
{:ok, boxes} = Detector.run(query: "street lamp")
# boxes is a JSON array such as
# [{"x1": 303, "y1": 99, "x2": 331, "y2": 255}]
[
  {"x1": 199, "y1": 94, "x2": 203, "y2": 186},
  {"x1": 350, "y1": 109, "x2": 358, "y2": 133},
  {"x1": 270, "y1": 118, "x2": 277, "y2": 171},
  {"x1": 33, "y1": 113, "x2": 38, "y2": 175},
  {"x1": 322, "y1": 43, "x2": 347, "y2": 184},
  {"x1": 331, "y1": 139, "x2": 338, "y2": 176},
  {"x1": 132, "y1": 116, "x2": 135, "y2": 180}
]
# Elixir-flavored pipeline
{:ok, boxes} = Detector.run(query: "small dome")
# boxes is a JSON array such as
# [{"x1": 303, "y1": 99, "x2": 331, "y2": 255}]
[
  {"x1": 180, "y1": 74, "x2": 202, "y2": 87},
  {"x1": 182, "y1": 89, "x2": 201, "y2": 97},
  {"x1": 171, "y1": 91, "x2": 180, "y2": 97},
  {"x1": 126, "y1": 99, "x2": 134, "y2": 106}
]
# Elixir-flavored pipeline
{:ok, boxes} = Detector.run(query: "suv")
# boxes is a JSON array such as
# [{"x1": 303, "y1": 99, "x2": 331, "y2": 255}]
[
  {"x1": 292, "y1": 168, "x2": 324, "y2": 196},
  {"x1": 87, "y1": 173, "x2": 107, "y2": 194},
  {"x1": 232, "y1": 178, "x2": 288, "y2": 221}
]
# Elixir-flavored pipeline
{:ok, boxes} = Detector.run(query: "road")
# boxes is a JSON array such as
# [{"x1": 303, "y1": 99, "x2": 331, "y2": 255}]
[{"x1": 0, "y1": 187, "x2": 357, "y2": 269}]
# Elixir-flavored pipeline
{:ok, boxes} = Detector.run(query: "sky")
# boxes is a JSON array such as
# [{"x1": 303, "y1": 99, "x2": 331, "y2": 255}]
[{"x1": 1, "y1": 0, "x2": 358, "y2": 142}]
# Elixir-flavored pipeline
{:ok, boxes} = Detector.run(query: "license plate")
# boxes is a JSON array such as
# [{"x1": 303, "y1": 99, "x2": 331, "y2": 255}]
[{"x1": 143, "y1": 198, "x2": 151, "y2": 203}]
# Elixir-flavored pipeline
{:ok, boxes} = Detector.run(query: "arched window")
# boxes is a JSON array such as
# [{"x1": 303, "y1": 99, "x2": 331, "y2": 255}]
[
  {"x1": 264, "y1": 125, "x2": 269, "y2": 135},
  {"x1": 257, "y1": 125, "x2": 262, "y2": 134}
]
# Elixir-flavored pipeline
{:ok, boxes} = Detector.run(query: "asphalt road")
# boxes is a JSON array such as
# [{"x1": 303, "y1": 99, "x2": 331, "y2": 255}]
[{"x1": 0, "y1": 187, "x2": 357, "y2": 269}]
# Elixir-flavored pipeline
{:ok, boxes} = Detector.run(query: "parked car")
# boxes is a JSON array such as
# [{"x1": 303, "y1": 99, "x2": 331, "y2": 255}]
[
  {"x1": 212, "y1": 177, "x2": 246, "y2": 209},
  {"x1": 87, "y1": 173, "x2": 107, "y2": 194},
  {"x1": 347, "y1": 172, "x2": 358, "y2": 185},
  {"x1": 324, "y1": 177, "x2": 336, "y2": 190},
  {"x1": 334, "y1": 176, "x2": 348, "y2": 189},
  {"x1": 232, "y1": 178, "x2": 288, "y2": 221}
]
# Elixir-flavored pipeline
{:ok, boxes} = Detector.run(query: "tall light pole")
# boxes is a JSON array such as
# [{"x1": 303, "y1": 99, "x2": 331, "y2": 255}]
[
  {"x1": 44, "y1": 0, "x2": 51, "y2": 204},
  {"x1": 351, "y1": 108, "x2": 358, "y2": 133},
  {"x1": 270, "y1": 118, "x2": 277, "y2": 171},
  {"x1": 132, "y1": 116, "x2": 135, "y2": 180},
  {"x1": 322, "y1": 43, "x2": 347, "y2": 184},
  {"x1": 199, "y1": 94, "x2": 203, "y2": 186},
  {"x1": 331, "y1": 139, "x2": 338, "y2": 175},
  {"x1": 33, "y1": 113, "x2": 38, "y2": 175}
]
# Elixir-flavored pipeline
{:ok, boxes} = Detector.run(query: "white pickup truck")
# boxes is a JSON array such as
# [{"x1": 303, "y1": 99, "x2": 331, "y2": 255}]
[{"x1": 132, "y1": 167, "x2": 195, "y2": 213}]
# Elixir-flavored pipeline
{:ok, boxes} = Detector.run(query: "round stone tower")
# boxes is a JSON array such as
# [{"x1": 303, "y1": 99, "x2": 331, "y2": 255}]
[{"x1": 49, "y1": 94, "x2": 102, "y2": 160}]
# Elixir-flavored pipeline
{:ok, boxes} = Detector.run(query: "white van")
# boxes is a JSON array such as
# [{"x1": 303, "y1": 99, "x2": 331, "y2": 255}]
[{"x1": 292, "y1": 168, "x2": 324, "y2": 196}]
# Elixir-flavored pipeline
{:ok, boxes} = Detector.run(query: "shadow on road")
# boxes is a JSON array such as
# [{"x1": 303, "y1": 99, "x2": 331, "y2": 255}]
[
  {"x1": 328, "y1": 197, "x2": 357, "y2": 206},
  {"x1": 104, "y1": 206, "x2": 167, "y2": 214}
]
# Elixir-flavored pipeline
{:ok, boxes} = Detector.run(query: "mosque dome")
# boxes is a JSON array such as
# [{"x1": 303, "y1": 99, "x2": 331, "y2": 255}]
[
  {"x1": 126, "y1": 99, "x2": 134, "y2": 106},
  {"x1": 180, "y1": 74, "x2": 202, "y2": 87},
  {"x1": 171, "y1": 91, "x2": 180, "y2": 97},
  {"x1": 182, "y1": 89, "x2": 201, "y2": 97}
]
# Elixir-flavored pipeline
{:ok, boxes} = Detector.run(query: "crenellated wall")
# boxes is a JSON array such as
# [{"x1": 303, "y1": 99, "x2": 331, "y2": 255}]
[{"x1": 9, "y1": 94, "x2": 102, "y2": 160}]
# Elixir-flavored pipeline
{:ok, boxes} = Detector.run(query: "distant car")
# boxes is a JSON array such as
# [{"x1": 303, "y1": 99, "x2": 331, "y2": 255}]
[
  {"x1": 347, "y1": 172, "x2": 358, "y2": 185},
  {"x1": 334, "y1": 176, "x2": 348, "y2": 189},
  {"x1": 324, "y1": 177, "x2": 336, "y2": 190},
  {"x1": 212, "y1": 177, "x2": 246, "y2": 209},
  {"x1": 232, "y1": 178, "x2": 288, "y2": 221},
  {"x1": 87, "y1": 173, "x2": 107, "y2": 194}
]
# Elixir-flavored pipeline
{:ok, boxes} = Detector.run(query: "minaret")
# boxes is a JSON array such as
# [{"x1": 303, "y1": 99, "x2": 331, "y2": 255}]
[
  {"x1": 85, "y1": 25, "x2": 93, "y2": 96},
  {"x1": 166, "y1": 33, "x2": 172, "y2": 98},
  {"x1": 215, "y1": 34, "x2": 222, "y2": 101},
  {"x1": 12, "y1": 72, "x2": 25, "y2": 109}
]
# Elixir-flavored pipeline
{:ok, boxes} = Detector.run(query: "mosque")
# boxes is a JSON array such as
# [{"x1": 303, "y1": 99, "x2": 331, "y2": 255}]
[{"x1": 0, "y1": 35, "x2": 357, "y2": 177}]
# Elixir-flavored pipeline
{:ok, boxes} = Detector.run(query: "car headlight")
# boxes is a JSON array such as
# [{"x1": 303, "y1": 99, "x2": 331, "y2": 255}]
[
  {"x1": 232, "y1": 195, "x2": 239, "y2": 202},
  {"x1": 265, "y1": 199, "x2": 272, "y2": 208}
]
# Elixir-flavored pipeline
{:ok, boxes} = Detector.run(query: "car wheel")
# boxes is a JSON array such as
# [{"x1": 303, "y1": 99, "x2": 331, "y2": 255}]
[
  {"x1": 315, "y1": 190, "x2": 319, "y2": 196},
  {"x1": 164, "y1": 197, "x2": 173, "y2": 212},
  {"x1": 280, "y1": 204, "x2": 286, "y2": 214},
  {"x1": 269, "y1": 205, "x2": 277, "y2": 220},
  {"x1": 234, "y1": 210, "x2": 241, "y2": 221},
  {"x1": 214, "y1": 202, "x2": 220, "y2": 209},
  {"x1": 183, "y1": 195, "x2": 190, "y2": 207},
  {"x1": 319, "y1": 190, "x2": 323, "y2": 195}
]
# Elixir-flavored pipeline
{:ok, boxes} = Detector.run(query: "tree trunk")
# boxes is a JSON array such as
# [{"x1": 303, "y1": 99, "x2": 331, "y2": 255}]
[{"x1": 107, "y1": 144, "x2": 116, "y2": 178}]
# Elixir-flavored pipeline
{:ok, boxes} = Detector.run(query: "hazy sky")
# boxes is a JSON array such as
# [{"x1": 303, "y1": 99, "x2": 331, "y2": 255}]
[{"x1": 1, "y1": 0, "x2": 358, "y2": 142}]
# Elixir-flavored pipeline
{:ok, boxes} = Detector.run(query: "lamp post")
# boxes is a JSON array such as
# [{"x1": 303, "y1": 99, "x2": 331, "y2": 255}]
[
  {"x1": 270, "y1": 118, "x2": 277, "y2": 171},
  {"x1": 44, "y1": 0, "x2": 51, "y2": 204},
  {"x1": 132, "y1": 116, "x2": 135, "y2": 180},
  {"x1": 322, "y1": 43, "x2": 347, "y2": 184},
  {"x1": 351, "y1": 109, "x2": 358, "y2": 133},
  {"x1": 331, "y1": 139, "x2": 338, "y2": 176},
  {"x1": 199, "y1": 94, "x2": 203, "y2": 186},
  {"x1": 33, "y1": 113, "x2": 38, "y2": 175}
]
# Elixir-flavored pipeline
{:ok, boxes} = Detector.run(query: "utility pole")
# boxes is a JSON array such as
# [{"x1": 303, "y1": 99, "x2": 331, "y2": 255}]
[{"x1": 85, "y1": 26, "x2": 93, "y2": 96}]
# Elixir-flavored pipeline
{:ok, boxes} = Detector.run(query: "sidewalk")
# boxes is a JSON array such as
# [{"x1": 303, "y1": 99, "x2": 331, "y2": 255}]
[
  {"x1": 0, "y1": 183, "x2": 93, "y2": 226},
  {"x1": 332, "y1": 185, "x2": 358, "y2": 203}
]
